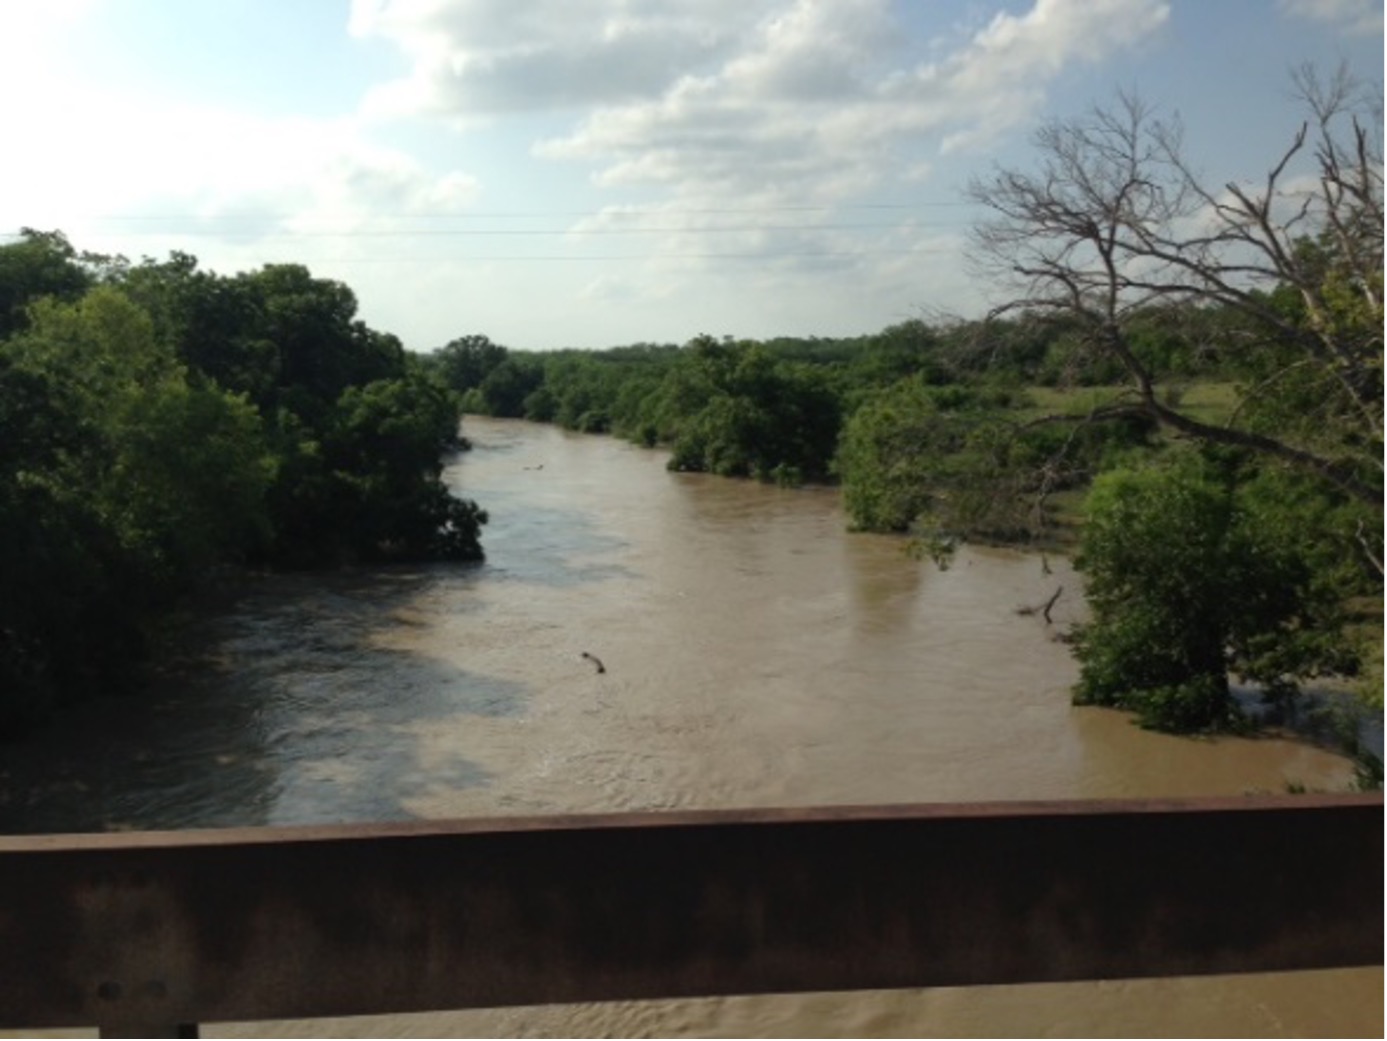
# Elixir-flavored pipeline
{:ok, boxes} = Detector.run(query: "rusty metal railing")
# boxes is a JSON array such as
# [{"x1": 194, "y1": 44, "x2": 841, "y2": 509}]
[{"x1": 0, "y1": 794, "x2": 1381, "y2": 1037}]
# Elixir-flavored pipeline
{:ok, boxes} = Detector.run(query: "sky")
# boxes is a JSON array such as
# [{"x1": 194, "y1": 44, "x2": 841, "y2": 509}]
[{"x1": 0, "y1": 0, "x2": 1381, "y2": 351}]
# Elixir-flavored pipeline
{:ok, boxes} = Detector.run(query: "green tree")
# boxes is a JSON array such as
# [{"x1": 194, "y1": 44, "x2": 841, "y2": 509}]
[
  {"x1": 432, "y1": 333, "x2": 509, "y2": 394},
  {"x1": 7, "y1": 288, "x2": 274, "y2": 580},
  {"x1": 325, "y1": 373, "x2": 485, "y2": 562},
  {"x1": 837, "y1": 377, "x2": 951, "y2": 532},
  {"x1": 967, "y1": 69, "x2": 1382, "y2": 733},
  {"x1": 0, "y1": 288, "x2": 274, "y2": 729},
  {"x1": 837, "y1": 378, "x2": 1047, "y2": 541},
  {"x1": 655, "y1": 337, "x2": 842, "y2": 482},
  {"x1": 117, "y1": 252, "x2": 280, "y2": 404},
  {"x1": 850, "y1": 319, "x2": 949, "y2": 388},
  {"x1": 1073, "y1": 453, "x2": 1365, "y2": 732},
  {"x1": 471, "y1": 355, "x2": 544, "y2": 417},
  {"x1": 118, "y1": 251, "x2": 486, "y2": 568},
  {"x1": 245, "y1": 264, "x2": 403, "y2": 416},
  {"x1": 0, "y1": 229, "x2": 93, "y2": 339}
]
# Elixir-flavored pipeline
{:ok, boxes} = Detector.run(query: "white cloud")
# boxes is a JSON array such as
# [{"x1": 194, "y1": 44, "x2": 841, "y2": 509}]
[
  {"x1": 0, "y1": 0, "x2": 485, "y2": 269},
  {"x1": 0, "y1": 0, "x2": 98, "y2": 43},
  {"x1": 1278, "y1": 0, "x2": 1384, "y2": 36},
  {"x1": 351, "y1": 0, "x2": 772, "y2": 120},
  {"x1": 3, "y1": 0, "x2": 1181, "y2": 347},
  {"x1": 337, "y1": 0, "x2": 1172, "y2": 342},
  {"x1": 533, "y1": 0, "x2": 1169, "y2": 206},
  {"x1": 359, "y1": 0, "x2": 1170, "y2": 205},
  {"x1": 932, "y1": 0, "x2": 1171, "y2": 152},
  {"x1": 0, "y1": 85, "x2": 479, "y2": 274}
]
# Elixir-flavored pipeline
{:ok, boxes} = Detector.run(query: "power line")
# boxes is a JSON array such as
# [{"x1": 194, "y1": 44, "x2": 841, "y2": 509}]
[
  {"x1": 288, "y1": 247, "x2": 960, "y2": 262},
  {"x1": 4, "y1": 224, "x2": 965, "y2": 239},
  {"x1": 34, "y1": 201, "x2": 971, "y2": 222},
  {"x1": 2, "y1": 219, "x2": 966, "y2": 261}
]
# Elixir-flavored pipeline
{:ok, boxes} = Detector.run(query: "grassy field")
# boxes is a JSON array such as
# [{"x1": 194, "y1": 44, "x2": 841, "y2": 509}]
[{"x1": 1020, "y1": 381, "x2": 1240, "y2": 425}]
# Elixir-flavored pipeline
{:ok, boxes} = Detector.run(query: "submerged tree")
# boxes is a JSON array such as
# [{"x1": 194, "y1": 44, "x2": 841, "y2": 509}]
[{"x1": 1073, "y1": 452, "x2": 1364, "y2": 732}]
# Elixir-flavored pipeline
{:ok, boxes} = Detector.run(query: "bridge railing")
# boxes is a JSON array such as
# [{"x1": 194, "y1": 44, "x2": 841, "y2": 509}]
[{"x1": 1, "y1": 793, "x2": 1380, "y2": 1037}]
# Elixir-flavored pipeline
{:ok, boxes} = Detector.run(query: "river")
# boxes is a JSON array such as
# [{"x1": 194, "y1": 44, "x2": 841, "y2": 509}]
[{"x1": 2, "y1": 417, "x2": 1379, "y2": 1036}]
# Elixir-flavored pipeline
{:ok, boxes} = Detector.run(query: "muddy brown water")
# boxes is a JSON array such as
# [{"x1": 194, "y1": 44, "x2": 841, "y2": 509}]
[{"x1": 2, "y1": 417, "x2": 1379, "y2": 1037}]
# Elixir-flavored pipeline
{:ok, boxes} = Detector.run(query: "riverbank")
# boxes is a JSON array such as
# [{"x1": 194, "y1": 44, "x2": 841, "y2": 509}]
[{"x1": 1, "y1": 416, "x2": 1376, "y2": 1036}]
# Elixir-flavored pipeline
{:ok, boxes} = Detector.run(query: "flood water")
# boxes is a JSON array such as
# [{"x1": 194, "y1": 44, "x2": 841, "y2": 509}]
[{"x1": 2, "y1": 417, "x2": 1379, "y2": 1037}]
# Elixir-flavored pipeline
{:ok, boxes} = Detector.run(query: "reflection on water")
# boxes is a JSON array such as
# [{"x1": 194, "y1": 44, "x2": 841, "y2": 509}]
[
  {"x1": 0, "y1": 570, "x2": 514, "y2": 832},
  {"x1": 1, "y1": 416, "x2": 1377, "y2": 1037}
]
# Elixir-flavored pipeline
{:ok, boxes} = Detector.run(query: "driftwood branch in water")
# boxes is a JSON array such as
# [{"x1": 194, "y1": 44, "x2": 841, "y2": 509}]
[
  {"x1": 581, "y1": 651, "x2": 606, "y2": 674},
  {"x1": 1016, "y1": 586, "x2": 1064, "y2": 624}
]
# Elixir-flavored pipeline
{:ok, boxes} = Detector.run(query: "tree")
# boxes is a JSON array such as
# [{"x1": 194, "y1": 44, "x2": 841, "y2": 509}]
[
  {"x1": 851, "y1": 320, "x2": 950, "y2": 387},
  {"x1": 658, "y1": 338, "x2": 842, "y2": 483},
  {"x1": 244, "y1": 264, "x2": 403, "y2": 415},
  {"x1": 966, "y1": 67, "x2": 1382, "y2": 733},
  {"x1": 1073, "y1": 452, "x2": 1365, "y2": 732},
  {"x1": 0, "y1": 287, "x2": 274, "y2": 729},
  {"x1": 466, "y1": 355, "x2": 544, "y2": 417},
  {"x1": 432, "y1": 333, "x2": 509, "y2": 394},
  {"x1": 325, "y1": 373, "x2": 485, "y2": 562},
  {"x1": 968, "y1": 67, "x2": 1382, "y2": 534},
  {"x1": 0, "y1": 229, "x2": 94, "y2": 339},
  {"x1": 117, "y1": 251, "x2": 281, "y2": 405},
  {"x1": 5, "y1": 287, "x2": 274, "y2": 578},
  {"x1": 837, "y1": 377, "x2": 979, "y2": 533},
  {"x1": 835, "y1": 376, "x2": 1144, "y2": 547}
]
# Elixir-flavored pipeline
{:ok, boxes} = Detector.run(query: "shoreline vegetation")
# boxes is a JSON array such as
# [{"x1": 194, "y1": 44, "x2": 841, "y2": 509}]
[
  {"x1": 437, "y1": 330, "x2": 1380, "y2": 778},
  {"x1": 0, "y1": 238, "x2": 1379, "y2": 780},
  {"x1": 0, "y1": 233, "x2": 486, "y2": 737},
  {"x1": 420, "y1": 76, "x2": 1383, "y2": 768},
  {"x1": 0, "y1": 78, "x2": 1379, "y2": 782}
]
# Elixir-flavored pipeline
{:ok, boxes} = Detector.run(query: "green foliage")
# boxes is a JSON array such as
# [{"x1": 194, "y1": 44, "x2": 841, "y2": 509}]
[
  {"x1": 472, "y1": 355, "x2": 545, "y2": 418},
  {"x1": 431, "y1": 333, "x2": 509, "y2": 394},
  {"x1": 1072, "y1": 453, "x2": 1365, "y2": 733},
  {"x1": 1233, "y1": 249, "x2": 1384, "y2": 496},
  {"x1": 0, "y1": 243, "x2": 491, "y2": 731},
  {"x1": 655, "y1": 338, "x2": 841, "y2": 482},
  {"x1": 250, "y1": 264, "x2": 402, "y2": 406},
  {"x1": 119, "y1": 257, "x2": 405, "y2": 419},
  {"x1": 325, "y1": 374, "x2": 485, "y2": 562},
  {"x1": 836, "y1": 376, "x2": 1151, "y2": 541},
  {"x1": 114, "y1": 252, "x2": 486, "y2": 567},
  {"x1": 0, "y1": 229, "x2": 94, "y2": 339},
  {"x1": 8, "y1": 289, "x2": 275, "y2": 584},
  {"x1": 0, "y1": 288, "x2": 275, "y2": 729},
  {"x1": 539, "y1": 354, "x2": 620, "y2": 432},
  {"x1": 848, "y1": 320, "x2": 949, "y2": 388},
  {"x1": 837, "y1": 377, "x2": 957, "y2": 532},
  {"x1": 256, "y1": 370, "x2": 486, "y2": 568},
  {"x1": 491, "y1": 336, "x2": 853, "y2": 477}
]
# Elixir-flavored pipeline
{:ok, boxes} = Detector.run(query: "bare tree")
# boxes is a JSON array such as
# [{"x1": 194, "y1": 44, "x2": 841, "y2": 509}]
[{"x1": 967, "y1": 65, "x2": 1383, "y2": 512}]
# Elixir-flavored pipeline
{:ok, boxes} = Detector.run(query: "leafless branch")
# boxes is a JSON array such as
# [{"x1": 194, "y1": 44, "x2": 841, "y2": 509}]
[{"x1": 967, "y1": 70, "x2": 1384, "y2": 508}]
